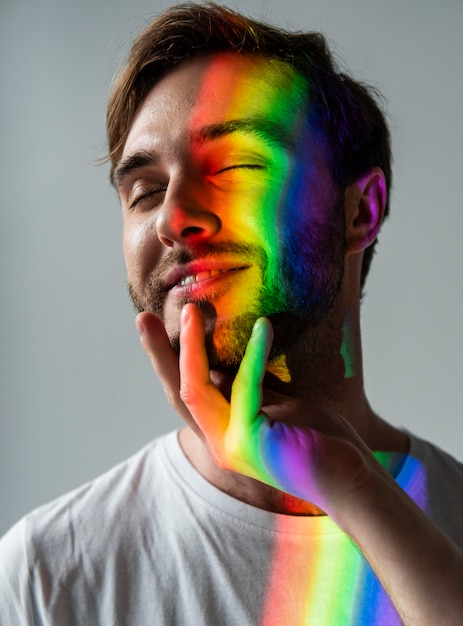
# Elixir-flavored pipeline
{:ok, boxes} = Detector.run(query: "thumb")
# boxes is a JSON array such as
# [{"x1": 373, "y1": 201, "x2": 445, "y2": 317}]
[{"x1": 136, "y1": 311, "x2": 198, "y2": 430}]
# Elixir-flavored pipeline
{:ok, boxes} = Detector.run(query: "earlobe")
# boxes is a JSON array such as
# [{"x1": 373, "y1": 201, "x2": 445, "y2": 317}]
[{"x1": 345, "y1": 167, "x2": 387, "y2": 255}]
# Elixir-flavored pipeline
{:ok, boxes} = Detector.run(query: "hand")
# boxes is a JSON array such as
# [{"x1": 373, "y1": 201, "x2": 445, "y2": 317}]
[{"x1": 138, "y1": 303, "x2": 379, "y2": 518}]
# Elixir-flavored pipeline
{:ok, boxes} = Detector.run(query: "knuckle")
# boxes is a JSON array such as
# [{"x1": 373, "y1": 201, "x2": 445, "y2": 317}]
[{"x1": 179, "y1": 381, "x2": 196, "y2": 407}]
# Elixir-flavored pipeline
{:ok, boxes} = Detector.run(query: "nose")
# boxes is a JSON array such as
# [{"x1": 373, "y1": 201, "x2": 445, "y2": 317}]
[{"x1": 155, "y1": 179, "x2": 221, "y2": 247}]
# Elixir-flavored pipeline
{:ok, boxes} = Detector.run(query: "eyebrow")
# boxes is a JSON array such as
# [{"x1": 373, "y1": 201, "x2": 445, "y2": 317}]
[
  {"x1": 112, "y1": 150, "x2": 159, "y2": 189},
  {"x1": 113, "y1": 116, "x2": 296, "y2": 189},
  {"x1": 196, "y1": 117, "x2": 297, "y2": 152}
]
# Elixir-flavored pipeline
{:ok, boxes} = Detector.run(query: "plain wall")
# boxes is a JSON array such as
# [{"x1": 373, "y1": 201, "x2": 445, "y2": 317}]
[{"x1": 1, "y1": 0, "x2": 462, "y2": 536}]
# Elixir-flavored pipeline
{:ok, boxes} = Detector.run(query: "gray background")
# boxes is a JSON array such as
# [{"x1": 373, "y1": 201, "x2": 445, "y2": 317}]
[{"x1": 1, "y1": 0, "x2": 462, "y2": 536}]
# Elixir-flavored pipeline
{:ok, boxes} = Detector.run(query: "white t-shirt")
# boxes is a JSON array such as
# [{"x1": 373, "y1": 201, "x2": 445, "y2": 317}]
[{"x1": 1, "y1": 430, "x2": 462, "y2": 625}]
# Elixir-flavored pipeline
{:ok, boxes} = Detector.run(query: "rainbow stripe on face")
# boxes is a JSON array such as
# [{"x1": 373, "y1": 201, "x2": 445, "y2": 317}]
[
  {"x1": 161, "y1": 53, "x2": 346, "y2": 370},
  {"x1": 256, "y1": 454, "x2": 427, "y2": 625}
]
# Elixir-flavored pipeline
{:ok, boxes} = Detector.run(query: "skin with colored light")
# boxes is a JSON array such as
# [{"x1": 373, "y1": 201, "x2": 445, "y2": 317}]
[
  {"x1": 120, "y1": 55, "x2": 346, "y2": 373},
  {"x1": 119, "y1": 53, "x2": 463, "y2": 625}
]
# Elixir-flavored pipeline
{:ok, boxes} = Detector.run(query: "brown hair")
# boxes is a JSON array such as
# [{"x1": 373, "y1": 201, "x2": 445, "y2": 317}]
[{"x1": 107, "y1": 2, "x2": 392, "y2": 290}]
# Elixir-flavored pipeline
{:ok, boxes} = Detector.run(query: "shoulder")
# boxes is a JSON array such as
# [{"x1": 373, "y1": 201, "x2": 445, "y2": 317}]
[
  {"x1": 409, "y1": 433, "x2": 463, "y2": 487},
  {"x1": 3, "y1": 430, "x2": 177, "y2": 544},
  {"x1": 0, "y1": 431, "x2": 179, "y2": 623},
  {"x1": 31, "y1": 432, "x2": 167, "y2": 531},
  {"x1": 407, "y1": 433, "x2": 463, "y2": 546}
]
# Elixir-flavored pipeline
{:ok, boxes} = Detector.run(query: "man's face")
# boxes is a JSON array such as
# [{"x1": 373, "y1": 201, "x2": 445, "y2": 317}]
[{"x1": 117, "y1": 54, "x2": 345, "y2": 370}]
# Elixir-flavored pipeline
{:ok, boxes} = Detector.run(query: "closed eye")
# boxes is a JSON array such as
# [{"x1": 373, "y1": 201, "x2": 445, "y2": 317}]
[
  {"x1": 216, "y1": 164, "x2": 265, "y2": 174},
  {"x1": 129, "y1": 187, "x2": 167, "y2": 210}
]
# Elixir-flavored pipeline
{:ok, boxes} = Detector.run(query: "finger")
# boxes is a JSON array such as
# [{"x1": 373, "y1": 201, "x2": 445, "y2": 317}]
[
  {"x1": 230, "y1": 317, "x2": 273, "y2": 431},
  {"x1": 136, "y1": 311, "x2": 195, "y2": 428},
  {"x1": 179, "y1": 304, "x2": 231, "y2": 449}
]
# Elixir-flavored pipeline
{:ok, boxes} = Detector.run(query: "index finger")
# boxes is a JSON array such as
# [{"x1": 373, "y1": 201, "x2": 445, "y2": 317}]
[{"x1": 179, "y1": 304, "x2": 231, "y2": 449}]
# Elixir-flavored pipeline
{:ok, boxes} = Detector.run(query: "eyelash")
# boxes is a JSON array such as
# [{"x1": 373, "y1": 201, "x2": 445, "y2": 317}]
[
  {"x1": 129, "y1": 187, "x2": 167, "y2": 210},
  {"x1": 216, "y1": 164, "x2": 264, "y2": 174}
]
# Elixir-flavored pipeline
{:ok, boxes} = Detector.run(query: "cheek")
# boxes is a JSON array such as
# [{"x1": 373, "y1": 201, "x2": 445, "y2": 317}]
[
  {"x1": 277, "y1": 159, "x2": 336, "y2": 248},
  {"x1": 243, "y1": 180, "x2": 285, "y2": 256},
  {"x1": 122, "y1": 220, "x2": 162, "y2": 283}
]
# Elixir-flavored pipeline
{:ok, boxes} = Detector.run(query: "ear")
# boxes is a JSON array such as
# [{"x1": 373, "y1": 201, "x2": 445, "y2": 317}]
[{"x1": 344, "y1": 167, "x2": 387, "y2": 256}]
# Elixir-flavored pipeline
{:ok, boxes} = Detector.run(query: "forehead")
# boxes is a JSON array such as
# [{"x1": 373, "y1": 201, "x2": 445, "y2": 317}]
[{"x1": 122, "y1": 53, "x2": 309, "y2": 157}]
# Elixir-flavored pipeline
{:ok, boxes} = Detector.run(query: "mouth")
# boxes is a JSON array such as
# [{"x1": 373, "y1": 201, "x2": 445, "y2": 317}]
[
  {"x1": 177, "y1": 268, "x2": 242, "y2": 286},
  {"x1": 164, "y1": 261, "x2": 251, "y2": 293}
]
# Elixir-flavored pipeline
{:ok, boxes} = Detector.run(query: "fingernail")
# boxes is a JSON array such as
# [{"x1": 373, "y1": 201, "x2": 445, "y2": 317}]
[
  {"x1": 252, "y1": 317, "x2": 264, "y2": 337},
  {"x1": 135, "y1": 317, "x2": 145, "y2": 338},
  {"x1": 181, "y1": 305, "x2": 191, "y2": 324}
]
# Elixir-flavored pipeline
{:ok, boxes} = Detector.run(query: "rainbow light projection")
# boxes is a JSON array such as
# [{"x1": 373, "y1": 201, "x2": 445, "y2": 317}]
[
  {"x1": 258, "y1": 454, "x2": 427, "y2": 625},
  {"x1": 135, "y1": 53, "x2": 430, "y2": 625}
]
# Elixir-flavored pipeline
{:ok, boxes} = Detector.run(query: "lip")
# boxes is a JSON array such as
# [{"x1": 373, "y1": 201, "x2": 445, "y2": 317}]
[{"x1": 164, "y1": 260, "x2": 251, "y2": 292}]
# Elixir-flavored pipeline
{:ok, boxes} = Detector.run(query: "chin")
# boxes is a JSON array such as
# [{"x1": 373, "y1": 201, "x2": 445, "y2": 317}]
[
  {"x1": 167, "y1": 327, "x2": 242, "y2": 373},
  {"x1": 168, "y1": 305, "x2": 260, "y2": 373}
]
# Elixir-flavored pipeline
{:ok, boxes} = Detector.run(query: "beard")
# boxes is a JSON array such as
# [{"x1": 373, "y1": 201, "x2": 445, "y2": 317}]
[{"x1": 128, "y1": 191, "x2": 346, "y2": 373}]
